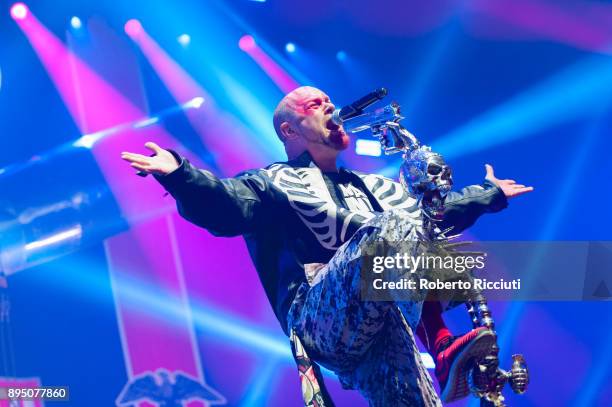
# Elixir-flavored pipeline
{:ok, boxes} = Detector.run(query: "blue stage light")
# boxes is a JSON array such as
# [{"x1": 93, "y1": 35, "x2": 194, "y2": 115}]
[
  {"x1": 285, "y1": 42, "x2": 296, "y2": 53},
  {"x1": 378, "y1": 55, "x2": 612, "y2": 177},
  {"x1": 70, "y1": 16, "x2": 82, "y2": 29},
  {"x1": 132, "y1": 116, "x2": 160, "y2": 129},
  {"x1": 177, "y1": 33, "x2": 190, "y2": 46},
  {"x1": 336, "y1": 50, "x2": 347, "y2": 61},
  {"x1": 25, "y1": 225, "x2": 82, "y2": 251},
  {"x1": 431, "y1": 56, "x2": 612, "y2": 160}
]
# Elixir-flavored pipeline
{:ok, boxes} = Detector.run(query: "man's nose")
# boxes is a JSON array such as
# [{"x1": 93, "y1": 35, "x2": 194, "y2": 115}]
[{"x1": 324, "y1": 102, "x2": 335, "y2": 114}]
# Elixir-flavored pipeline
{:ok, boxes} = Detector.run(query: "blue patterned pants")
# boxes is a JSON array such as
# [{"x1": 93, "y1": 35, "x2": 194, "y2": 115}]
[{"x1": 287, "y1": 210, "x2": 442, "y2": 407}]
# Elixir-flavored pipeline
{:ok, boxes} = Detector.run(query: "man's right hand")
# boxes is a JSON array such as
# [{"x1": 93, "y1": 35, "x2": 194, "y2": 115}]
[{"x1": 121, "y1": 142, "x2": 179, "y2": 176}]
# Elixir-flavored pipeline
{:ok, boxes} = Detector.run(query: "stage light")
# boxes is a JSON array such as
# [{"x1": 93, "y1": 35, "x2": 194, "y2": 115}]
[
  {"x1": 285, "y1": 42, "x2": 296, "y2": 53},
  {"x1": 238, "y1": 34, "x2": 256, "y2": 51},
  {"x1": 10, "y1": 3, "x2": 28, "y2": 20},
  {"x1": 185, "y1": 96, "x2": 205, "y2": 109},
  {"x1": 70, "y1": 16, "x2": 82, "y2": 29},
  {"x1": 73, "y1": 134, "x2": 96, "y2": 149},
  {"x1": 238, "y1": 35, "x2": 300, "y2": 93},
  {"x1": 124, "y1": 19, "x2": 143, "y2": 38},
  {"x1": 177, "y1": 33, "x2": 190, "y2": 46},
  {"x1": 336, "y1": 50, "x2": 347, "y2": 61},
  {"x1": 132, "y1": 116, "x2": 159, "y2": 129},
  {"x1": 24, "y1": 225, "x2": 82, "y2": 251},
  {"x1": 355, "y1": 139, "x2": 382, "y2": 157}
]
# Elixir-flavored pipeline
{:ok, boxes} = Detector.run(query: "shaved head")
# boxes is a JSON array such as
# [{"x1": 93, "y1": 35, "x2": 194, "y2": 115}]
[
  {"x1": 272, "y1": 86, "x2": 348, "y2": 161},
  {"x1": 273, "y1": 86, "x2": 323, "y2": 142}
]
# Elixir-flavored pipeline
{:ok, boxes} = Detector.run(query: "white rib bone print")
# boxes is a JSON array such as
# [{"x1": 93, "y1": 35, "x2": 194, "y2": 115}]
[{"x1": 262, "y1": 164, "x2": 420, "y2": 250}]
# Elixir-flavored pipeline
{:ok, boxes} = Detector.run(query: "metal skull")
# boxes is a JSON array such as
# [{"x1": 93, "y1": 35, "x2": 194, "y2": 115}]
[{"x1": 399, "y1": 146, "x2": 453, "y2": 198}]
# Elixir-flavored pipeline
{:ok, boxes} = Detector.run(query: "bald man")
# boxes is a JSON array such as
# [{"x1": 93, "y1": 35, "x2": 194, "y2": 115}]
[{"x1": 122, "y1": 86, "x2": 532, "y2": 406}]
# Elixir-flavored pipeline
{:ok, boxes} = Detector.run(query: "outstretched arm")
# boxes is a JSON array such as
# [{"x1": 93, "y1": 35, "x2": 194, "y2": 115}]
[
  {"x1": 121, "y1": 142, "x2": 269, "y2": 237},
  {"x1": 441, "y1": 164, "x2": 534, "y2": 233},
  {"x1": 484, "y1": 163, "x2": 534, "y2": 199},
  {"x1": 121, "y1": 142, "x2": 180, "y2": 176}
]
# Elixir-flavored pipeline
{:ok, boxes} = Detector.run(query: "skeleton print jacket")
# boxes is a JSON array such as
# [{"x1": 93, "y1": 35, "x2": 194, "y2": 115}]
[{"x1": 155, "y1": 151, "x2": 508, "y2": 333}]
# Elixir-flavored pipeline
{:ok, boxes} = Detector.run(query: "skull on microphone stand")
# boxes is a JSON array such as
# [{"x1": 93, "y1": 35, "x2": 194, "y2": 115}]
[
  {"x1": 346, "y1": 97, "x2": 529, "y2": 405},
  {"x1": 399, "y1": 146, "x2": 453, "y2": 221}
]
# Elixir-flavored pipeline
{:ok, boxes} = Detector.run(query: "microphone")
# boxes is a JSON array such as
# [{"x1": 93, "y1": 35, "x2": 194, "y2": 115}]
[{"x1": 332, "y1": 87, "x2": 388, "y2": 125}]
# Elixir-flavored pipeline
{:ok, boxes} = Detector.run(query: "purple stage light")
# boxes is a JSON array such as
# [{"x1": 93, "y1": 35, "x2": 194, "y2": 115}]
[
  {"x1": 238, "y1": 34, "x2": 256, "y2": 51},
  {"x1": 10, "y1": 2, "x2": 28, "y2": 20},
  {"x1": 124, "y1": 19, "x2": 143, "y2": 38},
  {"x1": 468, "y1": 0, "x2": 612, "y2": 55}
]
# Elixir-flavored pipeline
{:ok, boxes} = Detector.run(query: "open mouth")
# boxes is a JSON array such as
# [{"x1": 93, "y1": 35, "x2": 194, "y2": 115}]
[
  {"x1": 325, "y1": 118, "x2": 349, "y2": 149},
  {"x1": 325, "y1": 119, "x2": 344, "y2": 133},
  {"x1": 326, "y1": 119, "x2": 341, "y2": 132}
]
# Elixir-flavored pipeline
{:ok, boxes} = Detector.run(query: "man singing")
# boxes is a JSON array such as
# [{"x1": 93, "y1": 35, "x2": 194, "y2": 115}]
[{"x1": 121, "y1": 86, "x2": 532, "y2": 406}]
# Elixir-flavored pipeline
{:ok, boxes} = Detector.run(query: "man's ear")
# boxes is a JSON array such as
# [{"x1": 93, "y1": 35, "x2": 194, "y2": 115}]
[{"x1": 280, "y1": 122, "x2": 296, "y2": 141}]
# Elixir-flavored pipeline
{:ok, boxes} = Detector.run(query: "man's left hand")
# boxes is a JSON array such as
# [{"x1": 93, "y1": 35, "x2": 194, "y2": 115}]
[{"x1": 485, "y1": 164, "x2": 534, "y2": 199}]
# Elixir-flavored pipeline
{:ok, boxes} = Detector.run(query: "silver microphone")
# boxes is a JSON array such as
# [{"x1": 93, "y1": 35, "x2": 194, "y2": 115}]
[
  {"x1": 331, "y1": 88, "x2": 388, "y2": 125},
  {"x1": 340, "y1": 103, "x2": 403, "y2": 133}
]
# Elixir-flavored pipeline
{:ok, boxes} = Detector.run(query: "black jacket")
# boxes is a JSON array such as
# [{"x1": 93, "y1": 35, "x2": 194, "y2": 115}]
[{"x1": 155, "y1": 151, "x2": 507, "y2": 333}]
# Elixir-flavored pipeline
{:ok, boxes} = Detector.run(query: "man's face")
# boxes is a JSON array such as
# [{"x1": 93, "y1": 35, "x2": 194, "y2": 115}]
[{"x1": 286, "y1": 87, "x2": 349, "y2": 152}]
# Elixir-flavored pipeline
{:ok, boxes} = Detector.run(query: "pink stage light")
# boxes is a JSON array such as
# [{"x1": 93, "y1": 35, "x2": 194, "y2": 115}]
[
  {"x1": 238, "y1": 34, "x2": 299, "y2": 93},
  {"x1": 129, "y1": 28, "x2": 270, "y2": 173},
  {"x1": 124, "y1": 19, "x2": 143, "y2": 38},
  {"x1": 16, "y1": 12, "x2": 228, "y2": 392},
  {"x1": 242, "y1": 44, "x2": 299, "y2": 93},
  {"x1": 238, "y1": 34, "x2": 256, "y2": 51},
  {"x1": 10, "y1": 2, "x2": 28, "y2": 20},
  {"x1": 14, "y1": 11, "x2": 205, "y2": 219}
]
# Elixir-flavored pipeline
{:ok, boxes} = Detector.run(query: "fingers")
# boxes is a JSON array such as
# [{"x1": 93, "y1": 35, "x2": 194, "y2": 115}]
[
  {"x1": 505, "y1": 182, "x2": 532, "y2": 191},
  {"x1": 144, "y1": 141, "x2": 163, "y2": 155},
  {"x1": 121, "y1": 152, "x2": 151, "y2": 165},
  {"x1": 500, "y1": 181, "x2": 525, "y2": 188},
  {"x1": 506, "y1": 182, "x2": 532, "y2": 191},
  {"x1": 121, "y1": 142, "x2": 163, "y2": 161},
  {"x1": 129, "y1": 162, "x2": 151, "y2": 173},
  {"x1": 129, "y1": 162, "x2": 146, "y2": 170},
  {"x1": 121, "y1": 144, "x2": 168, "y2": 175},
  {"x1": 484, "y1": 163, "x2": 495, "y2": 180},
  {"x1": 510, "y1": 186, "x2": 534, "y2": 197},
  {"x1": 515, "y1": 185, "x2": 534, "y2": 192}
]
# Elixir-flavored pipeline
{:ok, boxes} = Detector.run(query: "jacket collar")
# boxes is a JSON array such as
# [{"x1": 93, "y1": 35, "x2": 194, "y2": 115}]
[
  {"x1": 288, "y1": 150, "x2": 316, "y2": 168},
  {"x1": 284, "y1": 150, "x2": 385, "y2": 212},
  {"x1": 288, "y1": 151, "x2": 352, "y2": 175}
]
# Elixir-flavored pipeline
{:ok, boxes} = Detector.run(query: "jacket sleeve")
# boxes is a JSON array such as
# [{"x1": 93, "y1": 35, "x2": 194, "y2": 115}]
[
  {"x1": 154, "y1": 155, "x2": 270, "y2": 237},
  {"x1": 440, "y1": 180, "x2": 508, "y2": 234}
]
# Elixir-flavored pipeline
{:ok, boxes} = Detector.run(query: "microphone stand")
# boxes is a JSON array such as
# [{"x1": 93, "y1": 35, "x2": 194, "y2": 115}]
[{"x1": 342, "y1": 100, "x2": 529, "y2": 406}]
